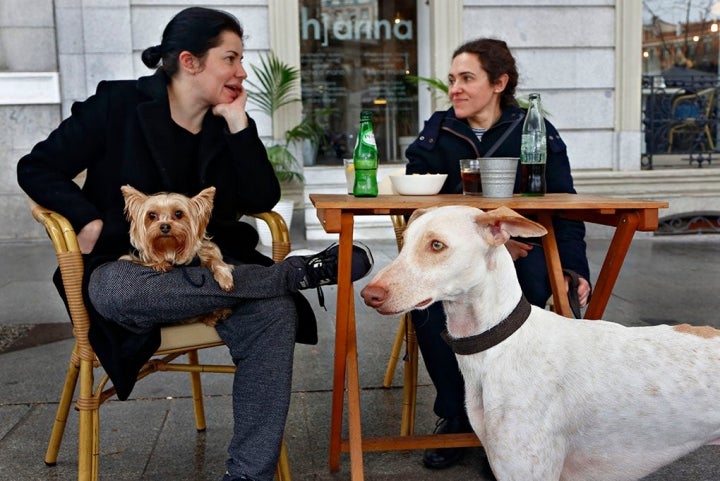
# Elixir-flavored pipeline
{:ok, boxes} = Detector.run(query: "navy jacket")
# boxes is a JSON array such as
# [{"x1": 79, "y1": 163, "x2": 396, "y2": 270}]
[
  {"x1": 17, "y1": 71, "x2": 317, "y2": 400},
  {"x1": 405, "y1": 106, "x2": 590, "y2": 281}
]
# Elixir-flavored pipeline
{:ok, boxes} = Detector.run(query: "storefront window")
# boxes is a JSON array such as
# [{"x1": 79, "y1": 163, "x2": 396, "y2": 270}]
[
  {"x1": 299, "y1": 0, "x2": 418, "y2": 165},
  {"x1": 643, "y1": 1, "x2": 720, "y2": 79},
  {"x1": 642, "y1": 1, "x2": 720, "y2": 165}
]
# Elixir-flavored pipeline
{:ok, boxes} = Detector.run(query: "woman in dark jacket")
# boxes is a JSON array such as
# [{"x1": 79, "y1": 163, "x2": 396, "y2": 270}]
[
  {"x1": 16, "y1": 7, "x2": 372, "y2": 481},
  {"x1": 405, "y1": 38, "x2": 591, "y2": 471}
]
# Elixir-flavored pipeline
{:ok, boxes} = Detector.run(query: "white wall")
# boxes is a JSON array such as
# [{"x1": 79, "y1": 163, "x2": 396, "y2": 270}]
[
  {"x1": 3, "y1": 0, "x2": 712, "y2": 243},
  {"x1": 461, "y1": 1, "x2": 621, "y2": 171}
]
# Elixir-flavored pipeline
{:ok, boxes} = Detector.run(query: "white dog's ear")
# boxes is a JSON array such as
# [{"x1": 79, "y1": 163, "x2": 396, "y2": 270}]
[
  {"x1": 407, "y1": 207, "x2": 432, "y2": 225},
  {"x1": 475, "y1": 206, "x2": 548, "y2": 246}
]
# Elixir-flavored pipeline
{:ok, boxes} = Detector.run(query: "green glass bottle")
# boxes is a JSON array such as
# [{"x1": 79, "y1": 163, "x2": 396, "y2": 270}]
[
  {"x1": 520, "y1": 93, "x2": 547, "y2": 196},
  {"x1": 352, "y1": 110, "x2": 379, "y2": 197}
]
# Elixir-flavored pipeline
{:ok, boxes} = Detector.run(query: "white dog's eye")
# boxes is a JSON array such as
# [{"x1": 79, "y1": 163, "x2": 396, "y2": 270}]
[
  {"x1": 148, "y1": 212, "x2": 157, "y2": 221},
  {"x1": 174, "y1": 210, "x2": 183, "y2": 219},
  {"x1": 431, "y1": 240, "x2": 444, "y2": 251}
]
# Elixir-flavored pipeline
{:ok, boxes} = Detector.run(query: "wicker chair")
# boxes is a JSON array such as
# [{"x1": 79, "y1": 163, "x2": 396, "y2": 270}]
[
  {"x1": 31, "y1": 202, "x2": 292, "y2": 481},
  {"x1": 667, "y1": 87, "x2": 717, "y2": 153},
  {"x1": 381, "y1": 214, "x2": 420, "y2": 436}
]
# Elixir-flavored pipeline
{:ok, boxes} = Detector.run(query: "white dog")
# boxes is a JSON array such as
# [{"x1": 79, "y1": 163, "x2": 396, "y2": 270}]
[{"x1": 360, "y1": 205, "x2": 720, "y2": 481}]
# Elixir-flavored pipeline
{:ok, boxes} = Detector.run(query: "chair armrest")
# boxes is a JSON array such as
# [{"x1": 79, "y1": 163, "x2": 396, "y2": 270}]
[
  {"x1": 28, "y1": 199, "x2": 94, "y2": 358},
  {"x1": 248, "y1": 211, "x2": 291, "y2": 263}
]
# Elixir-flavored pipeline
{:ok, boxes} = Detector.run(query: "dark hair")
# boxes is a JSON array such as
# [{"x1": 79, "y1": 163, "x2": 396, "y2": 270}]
[
  {"x1": 141, "y1": 7, "x2": 244, "y2": 77},
  {"x1": 452, "y1": 38, "x2": 519, "y2": 109}
]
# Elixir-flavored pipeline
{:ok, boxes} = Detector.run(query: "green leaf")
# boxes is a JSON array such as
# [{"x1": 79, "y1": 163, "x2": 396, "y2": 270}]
[
  {"x1": 405, "y1": 75, "x2": 449, "y2": 94},
  {"x1": 246, "y1": 53, "x2": 301, "y2": 116},
  {"x1": 265, "y1": 144, "x2": 304, "y2": 183}
]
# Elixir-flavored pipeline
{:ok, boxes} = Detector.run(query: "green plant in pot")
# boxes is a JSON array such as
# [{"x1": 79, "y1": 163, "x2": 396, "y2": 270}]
[
  {"x1": 246, "y1": 52, "x2": 327, "y2": 243},
  {"x1": 246, "y1": 52, "x2": 331, "y2": 183}
]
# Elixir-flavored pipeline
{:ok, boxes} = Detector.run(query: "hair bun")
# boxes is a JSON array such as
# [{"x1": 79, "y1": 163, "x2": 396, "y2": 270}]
[{"x1": 141, "y1": 45, "x2": 162, "y2": 68}]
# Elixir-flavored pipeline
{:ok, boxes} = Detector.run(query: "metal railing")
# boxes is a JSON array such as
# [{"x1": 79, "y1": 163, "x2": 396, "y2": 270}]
[{"x1": 642, "y1": 74, "x2": 718, "y2": 169}]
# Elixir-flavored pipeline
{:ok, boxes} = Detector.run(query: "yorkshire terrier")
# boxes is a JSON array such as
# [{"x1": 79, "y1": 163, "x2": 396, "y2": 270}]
[{"x1": 119, "y1": 185, "x2": 234, "y2": 326}]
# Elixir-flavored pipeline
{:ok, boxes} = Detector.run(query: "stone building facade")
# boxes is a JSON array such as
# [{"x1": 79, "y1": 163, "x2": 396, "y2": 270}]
[{"x1": 2, "y1": 1, "x2": 717, "y2": 243}]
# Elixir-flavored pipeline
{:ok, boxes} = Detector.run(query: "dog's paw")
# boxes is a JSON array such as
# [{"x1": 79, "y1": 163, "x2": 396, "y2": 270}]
[
  {"x1": 200, "y1": 308, "x2": 233, "y2": 327},
  {"x1": 152, "y1": 261, "x2": 173, "y2": 272},
  {"x1": 214, "y1": 264, "x2": 235, "y2": 292}
]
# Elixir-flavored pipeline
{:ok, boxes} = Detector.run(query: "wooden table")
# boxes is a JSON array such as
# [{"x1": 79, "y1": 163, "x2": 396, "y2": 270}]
[{"x1": 310, "y1": 193, "x2": 669, "y2": 480}]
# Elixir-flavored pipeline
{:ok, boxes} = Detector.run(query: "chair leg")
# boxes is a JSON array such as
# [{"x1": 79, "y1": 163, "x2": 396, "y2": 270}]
[
  {"x1": 704, "y1": 126, "x2": 715, "y2": 150},
  {"x1": 383, "y1": 317, "x2": 406, "y2": 388},
  {"x1": 400, "y1": 313, "x2": 418, "y2": 436},
  {"x1": 91, "y1": 403, "x2": 100, "y2": 481},
  {"x1": 668, "y1": 129, "x2": 676, "y2": 153},
  {"x1": 187, "y1": 350, "x2": 207, "y2": 431},
  {"x1": 45, "y1": 357, "x2": 80, "y2": 465},
  {"x1": 77, "y1": 359, "x2": 96, "y2": 481},
  {"x1": 274, "y1": 438, "x2": 291, "y2": 481}
]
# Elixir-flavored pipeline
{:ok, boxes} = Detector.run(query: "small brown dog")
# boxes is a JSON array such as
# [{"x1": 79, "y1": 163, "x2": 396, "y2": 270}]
[{"x1": 120, "y1": 185, "x2": 234, "y2": 326}]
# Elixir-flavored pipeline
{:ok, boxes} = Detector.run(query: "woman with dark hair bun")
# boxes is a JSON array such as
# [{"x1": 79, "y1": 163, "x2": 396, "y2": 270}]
[
  {"x1": 17, "y1": 6, "x2": 373, "y2": 481},
  {"x1": 403, "y1": 37, "x2": 591, "y2": 473}
]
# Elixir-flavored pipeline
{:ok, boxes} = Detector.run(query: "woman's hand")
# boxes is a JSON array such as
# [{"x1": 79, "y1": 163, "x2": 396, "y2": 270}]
[
  {"x1": 212, "y1": 85, "x2": 249, "y2": 133},
  {"x1": 505, "y1": 239, "x2": 534, "y2": 260},
  {"x1": 508, "y1": 240, "x2": 591, "y2": 308},
  {"x1": 566, "y1": 276, "x2": 592, "y2": 308},
  {"x1": 77, "y1": 219, "x2": 103, "y2": 254}
]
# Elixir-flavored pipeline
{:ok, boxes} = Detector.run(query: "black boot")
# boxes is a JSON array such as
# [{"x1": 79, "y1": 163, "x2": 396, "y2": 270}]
[{"x1": 422, "y1": 416, "x2": 473, "y2": 469}]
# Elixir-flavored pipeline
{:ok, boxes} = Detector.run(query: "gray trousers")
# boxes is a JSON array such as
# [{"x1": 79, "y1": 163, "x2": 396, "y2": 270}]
[{"x1": 89, "y1": 260, "x2": 301, "y2": 481}]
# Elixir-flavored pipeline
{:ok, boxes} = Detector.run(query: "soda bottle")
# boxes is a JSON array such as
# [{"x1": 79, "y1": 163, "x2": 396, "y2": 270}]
[
  {"x1": 352, "y1": 110, "x2": 379, "y2": 197},
  {"x1": 520, "y1": 93, "x2": 547, "y2": 196}
]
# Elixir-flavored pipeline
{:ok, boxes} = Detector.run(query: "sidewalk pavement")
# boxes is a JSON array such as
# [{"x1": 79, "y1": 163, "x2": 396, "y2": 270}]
[{"x1": 1, "y1": 213, "x2": 719, "y2": 480}]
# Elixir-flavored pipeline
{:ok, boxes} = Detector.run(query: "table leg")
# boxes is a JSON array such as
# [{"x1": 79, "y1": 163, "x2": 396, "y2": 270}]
[
  {"x1": 346, "y1": 293, "x2": 365, "y2": 480},
  {"x1": 329, "y1": 212, "x2": 364, "y2": 476},
  {"x1": 584, "y1": 211, "x2": 640, "y2": 320},
  {"x1": 538, "y1": 212, "x2": 572, "y2": 317}
]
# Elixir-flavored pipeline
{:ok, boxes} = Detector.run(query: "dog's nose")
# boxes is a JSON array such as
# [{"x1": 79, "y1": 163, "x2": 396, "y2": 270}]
[
  {"x1": 160, "y1": 223, "x2": 171, "y2": 234},
  {"x1": 360, "y1": 284, "x2": 388, "y2": 308}
]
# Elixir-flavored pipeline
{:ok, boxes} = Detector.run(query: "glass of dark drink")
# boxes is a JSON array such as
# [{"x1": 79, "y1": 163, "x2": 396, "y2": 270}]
[{"x1": 460, "y1": 158, "x2": 482, "y2": 195}]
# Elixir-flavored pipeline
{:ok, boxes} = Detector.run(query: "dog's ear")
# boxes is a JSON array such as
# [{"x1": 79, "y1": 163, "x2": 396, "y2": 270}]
[
  {"x1": 407, "y1": 207, "x2": 433, "y2": 225},
  {"x1": 191, "y1": 187, "x2": 216, "y2": 235},
  {"x1": 192, "y1": 187, "x2": 216, "y2": 218},
  {"x1": 475, "y1": 206, "x2": 547, "y2": 246},
  {"x1": 120, "y1": 185, "x2": 147, "y2": 221}
]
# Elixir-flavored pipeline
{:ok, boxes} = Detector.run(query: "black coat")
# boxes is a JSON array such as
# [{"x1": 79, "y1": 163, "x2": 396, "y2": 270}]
[
  {"x1": 405, "y1": 106, "x2": 590, "y2": 280},
  {"x1": 17, "y1": 71, "x2": 317, "y2": 400}
]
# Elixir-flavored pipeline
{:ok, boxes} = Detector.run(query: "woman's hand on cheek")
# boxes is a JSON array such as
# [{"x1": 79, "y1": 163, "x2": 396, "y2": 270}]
[{"x1": 212, "y1": 86, "x2": 249, "y2": 133}]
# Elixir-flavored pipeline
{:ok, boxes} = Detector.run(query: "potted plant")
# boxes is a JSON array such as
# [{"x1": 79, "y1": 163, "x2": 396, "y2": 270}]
[
  {"x1": 246, "y1": 53, "x2": 305, "y2": 182},
  {"x1": 246, "y1": 52, "x2": 327, "y2": 243}
]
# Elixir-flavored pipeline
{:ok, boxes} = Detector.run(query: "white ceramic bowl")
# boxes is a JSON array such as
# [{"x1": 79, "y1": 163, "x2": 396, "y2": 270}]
[{"x1": 389, "y1": 174, "x2": 448, "y2": 195}]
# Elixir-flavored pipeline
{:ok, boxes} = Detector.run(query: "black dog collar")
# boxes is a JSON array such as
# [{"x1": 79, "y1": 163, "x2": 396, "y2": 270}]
[{"x1": 441, "y1": 296, "x2": 531, "y2": 355}]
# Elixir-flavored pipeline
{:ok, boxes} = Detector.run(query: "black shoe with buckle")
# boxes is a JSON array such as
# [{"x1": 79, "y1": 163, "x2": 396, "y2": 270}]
[
  {"x1": 292, "y1": 242, "x2": 374, "y2": 290},
  {"x1": 422, "y1": 416, "x2": 473, "y2": 469}
]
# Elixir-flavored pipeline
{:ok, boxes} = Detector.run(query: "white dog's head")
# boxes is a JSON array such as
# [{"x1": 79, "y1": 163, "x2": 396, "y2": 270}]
[{"x1": 360, "y1": 205, "x2": 547, "y2": 317}]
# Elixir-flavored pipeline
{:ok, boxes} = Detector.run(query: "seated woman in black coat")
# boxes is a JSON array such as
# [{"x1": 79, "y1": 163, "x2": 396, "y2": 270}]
[{"x1": 17, "y1": 7, "x2": 372, "y2": 481}]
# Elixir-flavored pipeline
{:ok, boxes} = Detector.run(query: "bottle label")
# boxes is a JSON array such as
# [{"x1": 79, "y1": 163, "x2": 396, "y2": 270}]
[
  {"x1": 520, "y1": 133, "x2": 547, "y2": 164},
  {"x1": 361, "y1": 132, "x2": 376, "y2": 147}
]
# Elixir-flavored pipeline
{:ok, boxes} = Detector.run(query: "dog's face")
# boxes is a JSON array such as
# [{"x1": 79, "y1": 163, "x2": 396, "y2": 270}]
[
  {"x1": 121, "y1": 185, "x2": 216, "y2": 266},
  {"x1": 361, "y1": 206, "x2": 547, "y2": 316}
]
